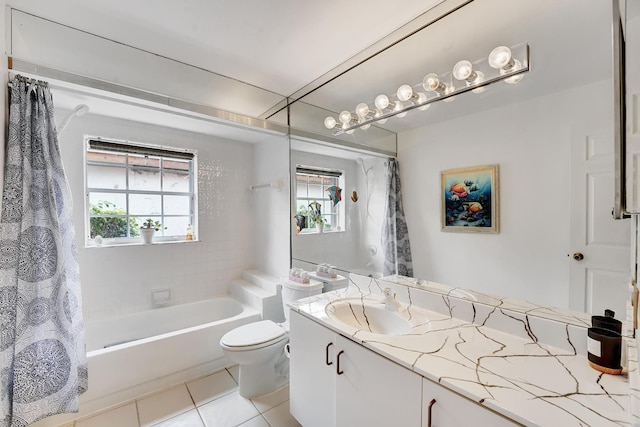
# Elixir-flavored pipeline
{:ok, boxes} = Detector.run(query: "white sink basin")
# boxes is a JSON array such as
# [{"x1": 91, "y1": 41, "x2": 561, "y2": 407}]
[{"x1": 325, "y1": 298, "x2": 428, "y2": 336}]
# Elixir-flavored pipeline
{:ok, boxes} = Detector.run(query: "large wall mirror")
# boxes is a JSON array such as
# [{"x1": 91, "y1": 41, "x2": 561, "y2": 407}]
[{"x1": 289, "y1": 0, "x2": 634, "y2": 317}]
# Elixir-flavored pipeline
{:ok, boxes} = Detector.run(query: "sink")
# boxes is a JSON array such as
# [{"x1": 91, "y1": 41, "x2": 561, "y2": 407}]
[{"x1": 325, "y1": 298, "x2": 418, "y2": 335}]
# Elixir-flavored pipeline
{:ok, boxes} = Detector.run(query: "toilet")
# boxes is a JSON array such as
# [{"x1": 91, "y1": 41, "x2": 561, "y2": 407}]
[{"x1": 220, "y1": 278, "x2": 324, "y2": 398}]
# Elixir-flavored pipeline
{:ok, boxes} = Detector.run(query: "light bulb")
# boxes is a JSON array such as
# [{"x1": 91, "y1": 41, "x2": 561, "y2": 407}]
[
  {"x1": 346, "y1": 129, "x2": 355, "y2": 135},
  {"x1": 339, "y1": 110, "x2": 352, "y2": 124},
  {"x1": 423, "y1": 73, "x2": 448, "y2": 95},
  {"x1": 453, "y1": 60, "x2": 484, "y2": 86},
  {"x1": 374, "y1": 109, "x2": 387, "y2": 124},
  {"x1": 453, "y1": 60, "x2": 473, "y2": 80},
  {"x1": 488, "y1": 46, "x2": 514, "y2": 70},
  {"x1": 361, "y1": 123, "x2": 371, "y2": 130},
  {"x1": 355, "y1": 103, "x2": 370, "y2": 118},
  {"x1": 396, "y1": 84, "x2": 414, "y2": 102},
  {"x1": 416, "y1": 92, "x2": 430, "y2": 111},
  {"x1": 505, "y1": 67, "x2": 524, "y2": 84},
  {"x1": 324, "y1": 116, "x2": 337, "y2": 129},
  {"x1": 393, "y1": 101, "x2": 407, "y2": 118},
  {"x1": 374, "y1": 94, "x2": 390, "y2": 110}
]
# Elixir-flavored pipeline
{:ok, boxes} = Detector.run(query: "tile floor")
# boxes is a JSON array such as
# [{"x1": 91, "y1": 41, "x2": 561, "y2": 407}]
[{"x1": 64, "y1": 366, "x2": 302, "y2": 427}]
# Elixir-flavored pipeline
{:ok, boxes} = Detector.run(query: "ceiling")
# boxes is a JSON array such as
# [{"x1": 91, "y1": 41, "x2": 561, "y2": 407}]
[
  {"x1": 12, "y1": 0, "x2": 445, "y2": 97},
  {"x1": 9, "y1": 0, "x2": 614, "y2": 139}
]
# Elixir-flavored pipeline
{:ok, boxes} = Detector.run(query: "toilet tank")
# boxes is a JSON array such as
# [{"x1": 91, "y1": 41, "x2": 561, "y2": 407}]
[{"x1": 281, "y1": 279, "x2": 324, "y2": 322}]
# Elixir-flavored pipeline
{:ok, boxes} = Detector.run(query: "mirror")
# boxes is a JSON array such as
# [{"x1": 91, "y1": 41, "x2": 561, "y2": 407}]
[
  {"x1": 626, "y1": 0, "x2": 640, "y2": 212},
  {"x1": 289, "y1": 0, "x2": 633, "y2": 316}
]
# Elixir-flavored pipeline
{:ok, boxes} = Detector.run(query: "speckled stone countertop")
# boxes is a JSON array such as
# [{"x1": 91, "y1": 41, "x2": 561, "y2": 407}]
[{"x1": 289, "y1": 274, "x2": 634, "y2": 426}]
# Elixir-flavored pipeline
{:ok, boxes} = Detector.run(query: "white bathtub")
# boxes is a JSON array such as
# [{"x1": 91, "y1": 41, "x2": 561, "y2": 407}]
[{"x1": 80, "y1": 296, "x2": 260, "y2": 417}]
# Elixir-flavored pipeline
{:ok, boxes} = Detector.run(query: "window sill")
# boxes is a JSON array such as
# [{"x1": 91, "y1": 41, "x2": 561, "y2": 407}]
[
  {"x1": 85, "y1": 239, "x2": 200, "y2": 248},
  {"x1": 296, "y1": 228, "x2": 343, "y2": 235}
]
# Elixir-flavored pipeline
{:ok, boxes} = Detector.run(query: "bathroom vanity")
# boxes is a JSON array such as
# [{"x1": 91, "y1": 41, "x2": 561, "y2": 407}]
[{"x1": 289, "y1": 275, "x2": 635, "y2": 426}]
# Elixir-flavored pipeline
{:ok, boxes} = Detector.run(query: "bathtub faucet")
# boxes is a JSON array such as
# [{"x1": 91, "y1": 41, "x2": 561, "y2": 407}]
[{"x1": 382, "y1": 288, "x2": 401, "y2": 311}]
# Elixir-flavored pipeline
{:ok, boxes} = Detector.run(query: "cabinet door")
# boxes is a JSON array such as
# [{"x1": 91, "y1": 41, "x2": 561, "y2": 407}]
[
  {"x1": 289, "y1": 311, "x2": 337, "y2": 427},
  {"x1": 336, "y1": 336, "x2": 422, "y2": 427},
  {"x1": 421, "y1": 378, "x2": 518, "y2": 426}
]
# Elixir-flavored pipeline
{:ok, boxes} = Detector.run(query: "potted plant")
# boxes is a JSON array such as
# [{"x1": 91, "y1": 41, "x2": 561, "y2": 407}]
[
  {"x1": 140, "y1": 218, "x2": 163, "y2": 244},
  {"x1": 308, "y1": 201, "x2": 325, "y2": 233},
  {"x1": 312, "y1": 212, "x2": 326, "y2": 233}
]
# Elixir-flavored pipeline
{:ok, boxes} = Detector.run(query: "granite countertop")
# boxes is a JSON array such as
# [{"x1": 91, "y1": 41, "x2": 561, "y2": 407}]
[{"x1": 289, "y1": 275, "x2": 633, "y2": 426}]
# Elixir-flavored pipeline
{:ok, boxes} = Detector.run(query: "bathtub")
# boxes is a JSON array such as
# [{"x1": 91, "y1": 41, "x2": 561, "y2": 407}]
[{"x1": 79, "y1": 296, "x2": 260, "y2": 417}]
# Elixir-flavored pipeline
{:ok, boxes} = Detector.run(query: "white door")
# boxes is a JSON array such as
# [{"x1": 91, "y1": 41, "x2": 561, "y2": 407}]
[{"x1": 570, "y1": 123, "x2": 631, "y2": 315}]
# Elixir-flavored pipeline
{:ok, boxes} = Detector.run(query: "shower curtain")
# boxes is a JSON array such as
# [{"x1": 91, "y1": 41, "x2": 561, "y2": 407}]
[
  {"x1": 0, "y1": 76, "x2": 87, "y2": 426},
  {"x1": 382, "y1": 159, "x2": 413, "y2": 277}
]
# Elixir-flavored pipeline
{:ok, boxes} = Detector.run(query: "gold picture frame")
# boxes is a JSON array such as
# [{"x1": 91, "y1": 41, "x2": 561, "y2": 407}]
[{"x1": 441, "y1": 164, "x2": 499, "y2": 233}]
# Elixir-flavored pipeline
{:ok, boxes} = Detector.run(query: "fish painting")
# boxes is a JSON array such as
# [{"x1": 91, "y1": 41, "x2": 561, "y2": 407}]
[{"x1": 442, "y1": 165, "x2": 498, "y2": 232}]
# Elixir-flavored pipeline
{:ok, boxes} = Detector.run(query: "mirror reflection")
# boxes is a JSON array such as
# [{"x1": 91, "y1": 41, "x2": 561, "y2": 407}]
[{"x1": 290, "y1": 0, "x2": 632, "y2": 317}]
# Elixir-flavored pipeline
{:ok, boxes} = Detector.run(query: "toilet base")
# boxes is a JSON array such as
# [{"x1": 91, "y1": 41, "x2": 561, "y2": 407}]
[{"x1": 237, "y1": 359, "x2": 288, "y2": 398}]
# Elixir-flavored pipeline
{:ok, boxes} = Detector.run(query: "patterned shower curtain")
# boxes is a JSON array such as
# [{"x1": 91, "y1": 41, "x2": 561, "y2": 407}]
[
  {"x1": 0, "y1": 76, "x2": 87, "y2": 426},
  {"x1": 382, "y1": 158, "x2": 413, "y2": 277}
]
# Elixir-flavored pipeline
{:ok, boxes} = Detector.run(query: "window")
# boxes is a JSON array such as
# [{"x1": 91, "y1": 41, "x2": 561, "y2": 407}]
[
  {"x1": 295, "y1": 166, "x2": 344, "y2": 233},
  {"x1": 86, "y1": 138, "x2": 196, "y2": 244}
]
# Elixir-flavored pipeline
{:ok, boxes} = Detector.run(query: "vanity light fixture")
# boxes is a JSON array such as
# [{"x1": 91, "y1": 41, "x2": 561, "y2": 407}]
[{"x1": 323, "y1": 42, "x2": 529, "y2": 135}]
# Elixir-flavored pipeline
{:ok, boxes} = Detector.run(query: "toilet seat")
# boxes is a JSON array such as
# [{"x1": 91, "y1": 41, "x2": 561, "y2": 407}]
[{"x1": 220, "y1": 320, "x2": 287, "y2": 351}]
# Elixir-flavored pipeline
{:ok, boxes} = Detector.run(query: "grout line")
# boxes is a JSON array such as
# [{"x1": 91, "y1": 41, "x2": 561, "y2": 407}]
[{"x1": 134, "y1": 397, "x2": 141, "y2": 427}]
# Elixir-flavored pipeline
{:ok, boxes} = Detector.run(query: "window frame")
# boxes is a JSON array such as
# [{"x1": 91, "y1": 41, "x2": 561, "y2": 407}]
[
  {"x1": 84, "y1": 137, "x2": 197, "y2": 246},
  {"x1": 295, "y1": 165, "x2": 345, "y2": 234}
]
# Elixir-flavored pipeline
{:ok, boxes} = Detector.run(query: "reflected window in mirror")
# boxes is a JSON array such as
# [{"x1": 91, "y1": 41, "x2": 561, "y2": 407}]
[
  {"x1": 295, "y1": 166, "x2": 344, "y2": 233},
  {"x1": 85, "y1": 138, "x2": 197, "y2": 246}
]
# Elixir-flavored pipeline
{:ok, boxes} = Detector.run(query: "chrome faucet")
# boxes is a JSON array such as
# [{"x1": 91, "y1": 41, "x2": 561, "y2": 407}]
[{"x1": 382, "y1": 287, "x2": 401, "y2": 311}]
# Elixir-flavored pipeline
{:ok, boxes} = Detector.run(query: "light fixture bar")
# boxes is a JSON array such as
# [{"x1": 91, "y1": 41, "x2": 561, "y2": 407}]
[{"x1": 325, "y1": 42, "x2": 529, "y2": 135}]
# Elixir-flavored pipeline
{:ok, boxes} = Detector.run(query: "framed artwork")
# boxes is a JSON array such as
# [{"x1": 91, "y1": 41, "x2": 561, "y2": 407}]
[{"x1": 441, "y1": 164, "x2": 499, "y2": 233}]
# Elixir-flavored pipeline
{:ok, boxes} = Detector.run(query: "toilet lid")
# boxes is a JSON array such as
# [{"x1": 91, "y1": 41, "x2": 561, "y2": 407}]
[{"x1": 221, "y1": 320, "x2": 287, "y2": 348}]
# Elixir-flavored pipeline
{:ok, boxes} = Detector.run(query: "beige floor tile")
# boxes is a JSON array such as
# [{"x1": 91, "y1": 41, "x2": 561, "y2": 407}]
[
  {"x1": 76, "y1": 403, "x2": 139, "y2": 427},
  {"x1": 262, "y1": 401, "x2": 301, "y2": 427},
  {"x1": 237, "y1": 415, "x2": 270, "y2": 427},
  {"x1": 150, "y1": 409, "x2": 204, "y2": 427},
  {"x1": 250, "y1": 385, "x2": 289, "y2": 413},
  {"x1": 187, "y1": 370, "x2": 238, "y2": 406},
  {"x1": 138, "y1": 384, "x2": 195, "y2": 427},
  {"x1": 197, "y1": 392, "x2": 259, "y2": 427}
]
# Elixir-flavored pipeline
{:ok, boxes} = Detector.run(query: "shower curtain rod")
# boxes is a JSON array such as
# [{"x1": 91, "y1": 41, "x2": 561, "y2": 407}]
[
  {"x1": 9, "y1": 72, "x2": 48, "y2": 86},
  {"x1": 7, "y1": 56, "x2": 289, "y2": 136}
]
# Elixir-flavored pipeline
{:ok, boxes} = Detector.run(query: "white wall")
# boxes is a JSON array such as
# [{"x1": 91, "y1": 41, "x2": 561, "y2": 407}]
[
  {"x1": 398, "y1": 80, "x2": 611, "y2": 307},
  {"x1": 253, "y1": 135, "x2": 291, "y2": 277},
  {"x1": 58, "y1": 111, "x2": 257, "y2": 320}
]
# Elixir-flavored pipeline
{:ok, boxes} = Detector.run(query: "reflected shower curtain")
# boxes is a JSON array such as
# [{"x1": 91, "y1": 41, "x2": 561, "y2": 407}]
[
  {"x1": 382, "y1": 159, "x2": 413, "y2": 277},
  {"x1": 0, "y1": 76, "x2": 87, "y2": 426}
]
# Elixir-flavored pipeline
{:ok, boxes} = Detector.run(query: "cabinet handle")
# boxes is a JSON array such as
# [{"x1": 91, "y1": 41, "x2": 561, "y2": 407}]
[
  {"x1": 325, "y1": 342, "x2": 334, "y2": 366},
  {"x1": 336, "y1": 350, "x2": 345, "y2": 375},
  {"x1": 427, "y1": 399, "x2": 436, "y2": 427}
]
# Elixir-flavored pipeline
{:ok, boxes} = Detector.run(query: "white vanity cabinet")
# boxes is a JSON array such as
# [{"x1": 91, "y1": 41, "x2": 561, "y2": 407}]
[
  {"x1": 421, "y1": 378, "x2": 519, "y2": 426},
  {"x1": 289, "y1": 310, "x2": 422, "y2": 427}
]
